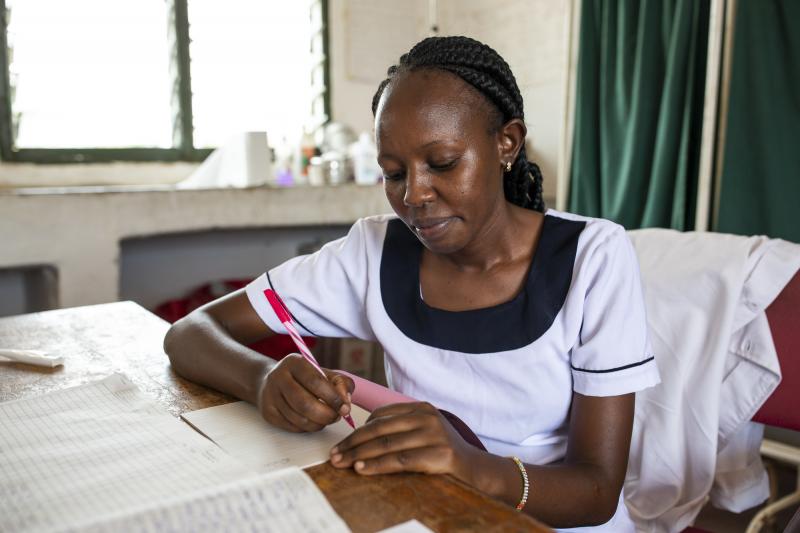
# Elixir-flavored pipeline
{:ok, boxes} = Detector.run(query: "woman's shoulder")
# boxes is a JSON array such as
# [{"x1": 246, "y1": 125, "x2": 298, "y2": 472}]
[
  {"x1": 340, "y1": 214, "x2": 399, "y2": 242},
  {"x1": 351, "y1": 214, "x2": 400, "y2": 234},
  {"x1": 337, "y1": 214, "x2": 403, "y2": 256},
  {"x1": 544, "y1": 208, "x2": 629, "y2": 250}
]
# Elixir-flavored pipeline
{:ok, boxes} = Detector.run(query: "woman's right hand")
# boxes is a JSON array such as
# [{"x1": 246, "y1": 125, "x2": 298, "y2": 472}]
[{"x1": 257, "y1": 353, "x2": 354, "y2": 432}]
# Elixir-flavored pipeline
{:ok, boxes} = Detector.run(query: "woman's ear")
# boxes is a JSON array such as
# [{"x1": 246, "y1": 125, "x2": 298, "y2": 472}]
[{"x1": 497, "y1": 118, "x2": 527, "y2": 164}]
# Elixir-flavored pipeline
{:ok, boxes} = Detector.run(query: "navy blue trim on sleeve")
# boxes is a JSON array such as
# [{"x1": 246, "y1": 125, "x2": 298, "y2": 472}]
[
  {"x1": 266, "y1": 271, "x2": 320, "y2": 337},
  {"x1": 571, "y1": 356, "x2": 655, "y2": 374}
]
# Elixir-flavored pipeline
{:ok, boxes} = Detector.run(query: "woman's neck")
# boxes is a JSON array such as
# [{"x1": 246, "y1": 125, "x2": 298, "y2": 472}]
[{"x1": 434, "y1": 202, "x2": 544, "y2": 273}]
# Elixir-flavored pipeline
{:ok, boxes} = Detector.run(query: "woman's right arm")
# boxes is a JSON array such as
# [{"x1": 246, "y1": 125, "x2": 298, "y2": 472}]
[{"x1": 163, "y1": 288, "x2": 353, "y2": 432}]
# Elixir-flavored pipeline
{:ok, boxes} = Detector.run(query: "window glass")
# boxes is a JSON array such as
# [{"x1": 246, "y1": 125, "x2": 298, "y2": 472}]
[
  {"x1": 7, "y1": 0, "x2": 173, "y2": 148},
  {"x1": 188, "y1": 0, "x2": 313, "y2": 148}
]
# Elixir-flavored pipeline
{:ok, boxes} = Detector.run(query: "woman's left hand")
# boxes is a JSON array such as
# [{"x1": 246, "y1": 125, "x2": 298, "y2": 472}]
[{"x1": 329, "y1": 402, "x2": 479, "y2": 482}]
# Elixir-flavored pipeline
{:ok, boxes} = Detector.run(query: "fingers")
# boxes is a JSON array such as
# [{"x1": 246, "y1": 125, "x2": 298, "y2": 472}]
[
  {"x1": 331, "y1": 428, "x2": 430, "y2": 467},
  {"x1": 293, "y1": 360, "x2": 348, "y2": 416},
  {"x1": 261, "y1": 395, "x2": 306, "y2": 433},
  {"x1": 335, "y1": 404, "x2": 434, "y2": 453},
  {"x1": 279, "y1": 379, "x2": 335, "y2": 430},
  {"x1": 334, "y1": 404, "x2": 435, "y2": 453},
  {"x1": 326, "y1": 371, "x2": 355, "y2": 394},
  {"x1": 327, "y1": 372, "x2": 355, "y2": 416},
  {"x1": 367, "y1": 401, "x2": 435, "y2": 422},
  {"x1": 329, "y1": 402, "x2": 461, "y2": 476},
  {"x1": 344, "y1": 446, "x2": 454, "y2": 476},
  {"x1": 259, "y1": 354, "x2": 350, "y2": 432}
]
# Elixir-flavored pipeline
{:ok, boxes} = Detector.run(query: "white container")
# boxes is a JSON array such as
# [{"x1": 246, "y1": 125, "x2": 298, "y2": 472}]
[
  {"x1": 308, "y1": 156, "x2": 326, "y2": 186},
  {"x1": 322, "y1": 151, "x2": 349, "y2": 185},
  {"x1": 350, "y1": 132, "x2": 381, "y2": 186},
  {"x1": 177, "y1": 132, "x2": 271, "y2": 189}
]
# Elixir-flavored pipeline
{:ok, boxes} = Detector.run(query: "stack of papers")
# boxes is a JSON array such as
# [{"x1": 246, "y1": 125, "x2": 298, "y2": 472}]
[{"x1": 0, "y1": 374, "x2": 349, "y2": 533}]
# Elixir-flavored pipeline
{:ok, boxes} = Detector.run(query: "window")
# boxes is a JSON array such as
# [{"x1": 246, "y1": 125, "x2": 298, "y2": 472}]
[{"x1": 0, "y1": 0, "x2": 329, "y2": 163}]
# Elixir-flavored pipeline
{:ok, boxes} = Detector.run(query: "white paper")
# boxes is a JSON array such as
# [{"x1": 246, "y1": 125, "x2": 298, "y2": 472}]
[
  {"x1": 70, "y1": 467, "x2": 350, "y2": 533},
  {"x1": 177, "y1": 131, "x2": 271, "y2": 189},
  {"x1": 0, "y1": 374, "x2": 252, "y2": 533},
  {"x1": 0, "y1": 348, "x2": 64, "y2": 367},
  {"x1": 182, "y1": 401, "x2": 371, "y2": 472}
]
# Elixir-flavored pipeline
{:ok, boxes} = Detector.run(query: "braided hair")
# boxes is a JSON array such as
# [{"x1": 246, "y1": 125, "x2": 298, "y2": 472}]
[{"x1": 371, "y1": 36, "x2": 545, "y2": 212}]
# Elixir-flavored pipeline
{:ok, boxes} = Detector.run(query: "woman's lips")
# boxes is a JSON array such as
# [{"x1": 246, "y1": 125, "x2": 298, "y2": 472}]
[{"x1": 412, "y1": 217, "x2": 453, "y2": 240}]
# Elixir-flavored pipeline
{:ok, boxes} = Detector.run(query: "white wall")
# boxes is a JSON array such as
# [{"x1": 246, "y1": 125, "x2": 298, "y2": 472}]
[
  {"x1": 438, "y1": 0, "x2": 570, "y2": 202},
  {"x1": 328, "y1": 0, "x2": 430, "y2": 137},
  {"x1": 329, "y1": 0, "x2": 571, "y2": 202}
]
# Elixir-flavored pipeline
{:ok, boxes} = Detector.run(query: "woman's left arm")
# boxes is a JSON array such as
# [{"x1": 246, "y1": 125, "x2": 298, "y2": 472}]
[{"x1": 330, "y1": 392, "x2": 634, "y2": 529}]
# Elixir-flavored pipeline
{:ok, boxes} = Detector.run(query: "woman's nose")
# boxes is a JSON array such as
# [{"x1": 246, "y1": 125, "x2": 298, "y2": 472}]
[{"x1": 403, "y1": 170, "x2": 435, "y2": 207}]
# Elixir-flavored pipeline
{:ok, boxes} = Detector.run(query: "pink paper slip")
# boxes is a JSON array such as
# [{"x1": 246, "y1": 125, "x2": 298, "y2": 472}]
[
  {"x1": 335, "y1": 371, "x2": 416, "y2": 412},
  {"x1": 336, "y1": 371, "x2": 487, "y2": 452}
]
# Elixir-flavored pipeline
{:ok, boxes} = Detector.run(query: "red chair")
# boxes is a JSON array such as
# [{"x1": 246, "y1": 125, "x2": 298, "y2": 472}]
[
  {"x1": 746, "y1": 269, "x2": 800, "y2": 532},
  {"x1": 685, "y1": 270, "x2": 800, "y2": 533}
]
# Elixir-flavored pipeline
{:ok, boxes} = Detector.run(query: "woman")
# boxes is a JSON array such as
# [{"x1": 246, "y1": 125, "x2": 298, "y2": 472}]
[{"x1": 164, "y1": 36, "x2": 660, "y2": 531}]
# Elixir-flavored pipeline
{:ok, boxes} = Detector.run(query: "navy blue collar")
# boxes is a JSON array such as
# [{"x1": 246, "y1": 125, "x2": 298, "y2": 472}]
[{"x1": 380, "y1": 214, "x2": 585, "y2": 353}]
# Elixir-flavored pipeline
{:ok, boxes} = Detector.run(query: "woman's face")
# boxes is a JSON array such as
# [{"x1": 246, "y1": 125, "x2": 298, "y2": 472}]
[{"x1": 374, "y1": 69, "x2": 508, "y2": 255}]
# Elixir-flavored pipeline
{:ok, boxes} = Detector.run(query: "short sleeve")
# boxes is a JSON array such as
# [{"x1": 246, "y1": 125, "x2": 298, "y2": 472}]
[
  {"x1": 245, "y1": 218, "x2": 377, "y2": 341},
  {"x1": 570, "y1": 228, "x2": 660, "y2": 396}
]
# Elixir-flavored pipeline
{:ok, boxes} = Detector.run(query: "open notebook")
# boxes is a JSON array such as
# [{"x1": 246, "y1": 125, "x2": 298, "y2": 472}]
[
  {"x1": 1, "y1": 373, "x2": 451, "y2": 532},
  {"x1": 0, "y1": 375, "x2": 348, "y2": 533}
]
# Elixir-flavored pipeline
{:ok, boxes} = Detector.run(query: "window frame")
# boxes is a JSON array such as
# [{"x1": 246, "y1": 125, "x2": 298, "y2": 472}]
[{"x1": 0, "y1": 0, "x2": 329, "y2": 164}]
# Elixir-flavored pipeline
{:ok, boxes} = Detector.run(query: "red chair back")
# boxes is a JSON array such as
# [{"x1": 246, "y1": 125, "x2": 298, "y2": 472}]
[{"x1": 752, "y1": 269, "x2": 800, "y2": 430}]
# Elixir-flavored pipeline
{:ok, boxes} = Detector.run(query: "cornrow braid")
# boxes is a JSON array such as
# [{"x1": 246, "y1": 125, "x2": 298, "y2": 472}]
[{"x1": 371, "y1": 36, "x2": 545, "y2": 213}]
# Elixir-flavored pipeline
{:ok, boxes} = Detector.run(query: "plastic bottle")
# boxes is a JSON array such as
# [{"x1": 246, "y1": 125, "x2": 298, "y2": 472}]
[
  {"x1": 273, "y1": 136, "x2": 294, "y2": 187},
  {"x1": 293, "y1": 129, "x2": 316, "y2": 185},
  {"x1": 350, "y1": 132, "x2": 381, "y2": 186}
]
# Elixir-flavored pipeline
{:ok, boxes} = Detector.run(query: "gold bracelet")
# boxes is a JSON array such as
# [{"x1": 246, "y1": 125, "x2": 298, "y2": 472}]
[{"x1": 510, "y1": 456, "x2": 529, "y2": 511}]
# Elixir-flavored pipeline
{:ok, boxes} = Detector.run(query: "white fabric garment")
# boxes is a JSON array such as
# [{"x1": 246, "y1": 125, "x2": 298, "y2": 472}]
[
  {"x1": 246, "y1": 211, "x2": 661, "y2": 532},
  {"x1": 624, "y1": 229, "x2": 800, "y2": 533}
]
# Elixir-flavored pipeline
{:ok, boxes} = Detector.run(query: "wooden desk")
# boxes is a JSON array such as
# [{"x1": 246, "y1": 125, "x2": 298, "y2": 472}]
[{"x1": 0, "y1": 301, "x2": 549, "y2": 532}]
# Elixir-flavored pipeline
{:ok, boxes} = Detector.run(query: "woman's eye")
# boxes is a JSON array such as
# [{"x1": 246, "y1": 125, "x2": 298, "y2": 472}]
[
  {"x1": 430, "y1": 159, "x2": 458, "y2": 171},
  {"x1": 383, "y1": 171, "x2": 404, "y2": 181}
]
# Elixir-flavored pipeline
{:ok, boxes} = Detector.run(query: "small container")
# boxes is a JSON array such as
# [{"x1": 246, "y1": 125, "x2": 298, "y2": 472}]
[
  {"x1": 308, "y1": 156, "x2": 326, "y2": 186},
  {"x1": 323, "y1": 151, "x2": 349, "y2": 185},
  {"x1": 350, "y1": 132, "x2": 381, "y2": 185},
  {"x1": 294, "y1": 129, "x2": 316, "y2": 186}
]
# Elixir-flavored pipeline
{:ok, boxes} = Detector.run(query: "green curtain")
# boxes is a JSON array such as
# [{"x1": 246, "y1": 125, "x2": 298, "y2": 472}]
[
  {"x1": 568, "y1": 0, "x2": 710, "y2": 230},
  {"x1": 715, "y1": 0, "x2": 800, "y2": 242}
]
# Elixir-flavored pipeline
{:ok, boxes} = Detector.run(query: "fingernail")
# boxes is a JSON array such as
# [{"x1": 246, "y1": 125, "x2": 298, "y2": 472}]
[
  {"x1": 330, "y1": 446, "x2": 338, "y2": 454},
  {"x1": 331, "y1": 453, "x2": 342, "y2": 463},
  {"x1": 355, "y1": 460, "x2": 365, "y2": 471},
  {"x1": 339, "y1": 403, "x2": 350, "y2": 415}
]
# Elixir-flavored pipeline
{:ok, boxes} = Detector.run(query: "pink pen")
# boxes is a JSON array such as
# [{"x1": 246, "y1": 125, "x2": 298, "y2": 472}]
[{"x1": 263, "y1": 289, "x2": 356, "y2": 429}]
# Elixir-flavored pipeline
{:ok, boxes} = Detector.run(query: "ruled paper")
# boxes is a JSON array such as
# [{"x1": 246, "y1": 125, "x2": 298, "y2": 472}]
[
  {"x1": 71, "y1": 467, "x2": 349, "y2": 533},
  {"x1": 0, "y1": 374, "x2": 252, "y2": 532}
]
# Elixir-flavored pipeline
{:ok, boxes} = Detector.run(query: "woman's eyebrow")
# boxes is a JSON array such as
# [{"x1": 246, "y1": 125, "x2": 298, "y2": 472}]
[
  {"x1": 378, "y1": 139, "x2": 461, "y2": 161},
  {"x1": 377, "y1": 153, "x2": 400, "y2": 163},
  {"x1": 420, "y1": 139, "x2": 460, "y2": 149}
]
